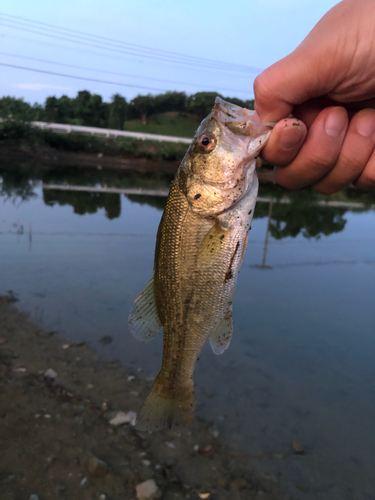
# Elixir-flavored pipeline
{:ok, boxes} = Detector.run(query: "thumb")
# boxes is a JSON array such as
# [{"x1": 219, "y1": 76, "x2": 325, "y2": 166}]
[
  {"x1": 253, "y1": 0, "x2": 357, "y2": 122},
  {"x1": 253, "y1": 47, "x2": 330, "y2": 122}
]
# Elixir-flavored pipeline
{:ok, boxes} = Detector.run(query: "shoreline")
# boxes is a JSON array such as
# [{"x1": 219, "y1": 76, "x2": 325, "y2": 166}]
[
  {"x1": 0, "y1": 145, "x2": 275, "y2": 182},
  {"x1": 0, "y1": 295, "x2": 283, "y2": 500}
]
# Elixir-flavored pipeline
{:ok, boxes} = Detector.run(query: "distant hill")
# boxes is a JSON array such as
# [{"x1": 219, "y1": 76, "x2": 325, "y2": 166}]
[{"x1": 123, "y1": 111, "x2": 200, "y2": 138}]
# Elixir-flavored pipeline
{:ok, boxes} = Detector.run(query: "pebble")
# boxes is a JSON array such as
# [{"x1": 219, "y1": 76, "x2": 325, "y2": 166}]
[
  {"x1": 44, "y1": 414, "x2": 52, "y2": 419},
  {"x1": 44, "y1": 368, "x2": 57, "y2": 380},
  {"x1": 142, "y1": 459, "x2": 151, "y2": 466},
  {"x1": 209, "y1": 426, "x2": 219, "y2": 438},
  {"x1": 80, "y1": 477, "x2": 88, "y2": 486},
  {"x1": 165, "y1": 441, "x2": 175, "y2": 449},
  {"x1": 292, "y1": 439, "x2": 305, "y2": 454},
  {"x1": 99, "y1": 495, "x2": 107, "y2": 500},
  {"x1": 29, "y1": 495, "x2": 39, "y2": 500},
  {"x1": 109, "y1": 411, "x2": 137, "y2": 426},
  {"x1": 87, "y1": 457, "x2": 110, "y2": 477},
  {"x1": 198, "y1": 494, "x2": 210, "y2": 500},
  {"x1": 13, "y1": 367, "x2": 27, "y2": 373},
  {"x1": 0, "y1": 337, "x2": 7, "y2": 345},
  {"x1": 198, "y1": 445, "x2": 214, "y2": 456},
  {"x1": 127, "y1": 375, "x2": 136, "y2": 381},
  {"x1": 62, "y1": 344, "x2": 70, "y2": 349},
  {"x1": 136, "y1": 479, "x2": 161, "y2": 500}
]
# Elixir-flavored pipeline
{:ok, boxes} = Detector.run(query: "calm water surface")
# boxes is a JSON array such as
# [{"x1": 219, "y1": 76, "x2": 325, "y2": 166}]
[{"x1": 1, "y1": 166, "x2": 375, "y2": 499}]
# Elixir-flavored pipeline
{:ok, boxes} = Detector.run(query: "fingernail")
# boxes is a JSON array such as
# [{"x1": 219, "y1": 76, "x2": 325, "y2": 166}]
[
  {"x1": 356, "y1": 115, "x2": 375, "y2": 137},
  {"x1": 279, "y1": 126, "x2": 304, "y2": 151},
  {"x1": 325, "y1": 108, "x2": 347, "y2": 137}
]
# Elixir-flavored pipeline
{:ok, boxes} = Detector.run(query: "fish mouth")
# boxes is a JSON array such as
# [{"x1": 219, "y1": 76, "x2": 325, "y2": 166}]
[{"x1": 214, "y1": 96, "x2": 276, "y2": 138}]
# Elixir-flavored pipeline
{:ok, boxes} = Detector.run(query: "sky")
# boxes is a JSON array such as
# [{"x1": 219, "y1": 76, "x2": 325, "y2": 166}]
[{"x1": 0, "y1": 0, "x2": 339, "y2": 105}]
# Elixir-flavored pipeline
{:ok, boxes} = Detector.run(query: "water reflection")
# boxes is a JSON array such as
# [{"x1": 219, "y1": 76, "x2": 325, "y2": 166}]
[{"x1": 1, "y1": 164, "x2": 374, "y2": 241}]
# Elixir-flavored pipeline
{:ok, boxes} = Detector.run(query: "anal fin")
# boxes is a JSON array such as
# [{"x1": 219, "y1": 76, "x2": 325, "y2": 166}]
[
  {"x1": 209, "y1": 307, "x2": 233, "y2": 355},
  {"x1": 128, "y1": 277, "x2": 162, "y2": 342}
]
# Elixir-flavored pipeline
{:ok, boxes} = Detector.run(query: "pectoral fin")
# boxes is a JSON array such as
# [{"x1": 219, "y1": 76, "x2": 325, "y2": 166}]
[
  {"x1": 209, "y1": 308, "x2": 233, "y2": 355},
  {"x1": 128, "y1": 277, "x2": 162, "y2": 342}
]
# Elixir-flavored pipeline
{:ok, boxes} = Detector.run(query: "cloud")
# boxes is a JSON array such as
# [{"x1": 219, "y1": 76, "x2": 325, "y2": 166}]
[{"x1": 14, "y1": 83, "x2": 73, "y2": 91}]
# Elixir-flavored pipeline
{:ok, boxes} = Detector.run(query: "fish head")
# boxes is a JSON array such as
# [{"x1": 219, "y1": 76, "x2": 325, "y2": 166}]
[{"x1": 181, "y1": 97, "x2": 274, "y2": 215}]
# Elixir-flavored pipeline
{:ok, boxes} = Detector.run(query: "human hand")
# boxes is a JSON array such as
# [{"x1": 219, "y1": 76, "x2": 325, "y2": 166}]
[{"x1": 253, "y1": 0, "x2": 375, "y2": 193}]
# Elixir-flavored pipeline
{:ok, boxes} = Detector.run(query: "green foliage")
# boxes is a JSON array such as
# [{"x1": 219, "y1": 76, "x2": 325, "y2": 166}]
[
  {"x1": 187, "y1": 92, "x2": 222, "y2": 120},
  {"x1": 0, "y1": 120, "x2": 38, "y2": 144},
  {"x1": 0, "y1": 90, "x2": 255, "y2": 138},
  {"x1": 128, "y1": 94, "x2": 155, "y2": 124},
  {"x1": 108, "y1": 94, "x2": 127, "y2": 130},
  {"x1": 124, "y1": 111, "x2": 199, "y2": 138},
  {"x1": 0, "y1": 96, "x2": 45, "y2": 121}
]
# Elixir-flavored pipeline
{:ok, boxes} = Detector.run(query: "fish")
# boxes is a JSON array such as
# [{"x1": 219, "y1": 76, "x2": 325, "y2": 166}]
[{"x1": 128, "y1": 97, "x2": 274, "y2": 431}]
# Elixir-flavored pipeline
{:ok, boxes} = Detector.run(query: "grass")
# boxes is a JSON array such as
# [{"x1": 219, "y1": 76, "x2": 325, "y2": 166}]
[
  {"x1": 0, "y1": 120, "x2": 188, "y2": 162},
  {"x1": 123, "y1": 111, "x2": 200, "y2": 138}
]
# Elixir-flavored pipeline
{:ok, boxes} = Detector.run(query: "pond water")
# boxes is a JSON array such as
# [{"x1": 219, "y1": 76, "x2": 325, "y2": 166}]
[{"x1": 1, "y1": 165, "x2": 375, "y2": 499}]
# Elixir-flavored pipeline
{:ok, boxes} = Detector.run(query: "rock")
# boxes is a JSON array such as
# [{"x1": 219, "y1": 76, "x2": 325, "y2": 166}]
[
  {"x1": 136, "y1": 479, "x2": 161, "y2": 500},
  {"x1": 44, "y1": 368, "x2": 57, "y2": 380},
  {"x1": 231, "y1": 478, "x2": 247, "y2": 490},
  {"x1": 198, "y1": 445, "x2": 214, "y2": 456},
  {"x1": 80, "y1": 477, "x2": 88, "y2": 486},
  {"x1": 109, "y1": 411, "x2": 137, "y2": 426},
  {"x1": 99, "y1": 335, "x2": 112, "y2": 344},
  {"x1": 292, "y1": 439, "x2": 305, "y2": 454},
  {"x1": 87, "y1": 457, "x2": 110, "y2": 477}
]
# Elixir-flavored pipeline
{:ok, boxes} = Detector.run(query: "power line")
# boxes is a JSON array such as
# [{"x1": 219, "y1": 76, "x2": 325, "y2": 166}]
[
  {"x1": 0, "y1": 62, "x2": 169, "y2": 92},
  {"x1": 0, "y1": 51, "x2": 253, "y2": 95},
  {"x1": 0, "y1": 12, "x2": 262, "y2": 73},
  {"x1": 0, "y1": 13, "x2": 262, "y2": 75}
]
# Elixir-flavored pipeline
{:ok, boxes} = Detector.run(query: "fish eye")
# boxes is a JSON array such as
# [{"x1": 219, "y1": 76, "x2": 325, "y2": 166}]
[{"x1": 198, "y1": 133, "x2": 215, "y2": 151}]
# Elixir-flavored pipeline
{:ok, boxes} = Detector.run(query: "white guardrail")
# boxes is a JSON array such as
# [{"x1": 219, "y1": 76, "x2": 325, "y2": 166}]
[
  {"x1": 31, "y1": 121, "x2": 192, "y2": 144},
  {"x1": 40, "y1": 184, "x2": 375, "y2": 209}
]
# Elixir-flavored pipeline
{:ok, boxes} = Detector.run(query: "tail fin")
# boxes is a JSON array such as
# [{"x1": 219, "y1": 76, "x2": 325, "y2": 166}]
[{"x1": 136, "y1": 375, "x2": 194, "y2": 432}]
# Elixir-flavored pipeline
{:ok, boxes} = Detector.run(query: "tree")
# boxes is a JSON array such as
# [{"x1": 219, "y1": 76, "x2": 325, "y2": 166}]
[
  {"x1": 128, "y1": 94, "x2": 155, "y2": 125},
  {"x1": 153, "y1": 91, "x2": 187, "y2": 114},
  {"x1": 0, "y1": 96, "x2": 38, "y2": 121},
  {"x1": 108, "y1": 94, "x2": 127, "y2": 130},
  {"x1": 187, "y1": 92, "x2": 223, "y2": 120},
  {"x1": 72, "y1": 91, "x2": 109, "y2": 127}
]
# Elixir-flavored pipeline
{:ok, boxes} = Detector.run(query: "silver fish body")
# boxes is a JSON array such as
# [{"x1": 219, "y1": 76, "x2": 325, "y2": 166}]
[{"x1": 129, "y1": 98, "x2": 273, "y2": 431}]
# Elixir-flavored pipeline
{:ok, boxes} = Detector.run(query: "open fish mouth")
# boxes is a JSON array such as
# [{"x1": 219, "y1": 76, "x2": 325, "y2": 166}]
[{"x1": 214, "y1": 96, "x2": 276, "y2": 138}]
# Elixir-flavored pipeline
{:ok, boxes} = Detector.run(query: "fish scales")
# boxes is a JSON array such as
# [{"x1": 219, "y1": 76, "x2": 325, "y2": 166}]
[{"x1": 128, "y1": 97, "x2": 274, "y2": 431}]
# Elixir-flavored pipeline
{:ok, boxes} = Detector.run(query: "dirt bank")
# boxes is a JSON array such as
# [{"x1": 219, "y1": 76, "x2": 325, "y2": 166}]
[
  {"x1": 0, "y1": 145, "x2": 275, "y2": 182},
  {"x1": 0, "y1": 295, "x2": 283, "y2": 500},
  {"x1": 0, "y1": 146, "x2": 180, "y2": 175}
]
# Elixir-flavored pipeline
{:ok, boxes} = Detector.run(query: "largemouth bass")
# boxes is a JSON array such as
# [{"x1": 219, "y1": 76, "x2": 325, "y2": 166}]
[{"x1": 129, "y1": 97, "x2": 273, "y2": 431}]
